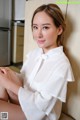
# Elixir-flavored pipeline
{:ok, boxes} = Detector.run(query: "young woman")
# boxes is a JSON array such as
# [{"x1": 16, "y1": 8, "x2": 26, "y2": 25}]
[{"x1": 0, "y1": 4, "x2": 74, "y2": 120}]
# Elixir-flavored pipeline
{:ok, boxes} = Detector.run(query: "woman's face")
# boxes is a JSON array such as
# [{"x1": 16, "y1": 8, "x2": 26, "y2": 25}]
[{"x1": 32, "y1": 11, "x2": 62, "y2": 53}]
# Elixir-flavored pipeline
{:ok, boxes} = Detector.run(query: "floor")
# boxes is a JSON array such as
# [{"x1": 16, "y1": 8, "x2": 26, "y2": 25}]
[
  {"x1": 9, "y1": 63, "x2": 22, "y2": 73},
  {"x1": 9, "y1": 66, "x2": 20, "y2": 73}
]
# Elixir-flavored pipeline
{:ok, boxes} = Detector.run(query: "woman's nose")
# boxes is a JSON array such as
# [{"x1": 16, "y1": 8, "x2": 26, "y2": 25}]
[{"x1": 37, "y1": 29, "x2": 43, "y2": 38}]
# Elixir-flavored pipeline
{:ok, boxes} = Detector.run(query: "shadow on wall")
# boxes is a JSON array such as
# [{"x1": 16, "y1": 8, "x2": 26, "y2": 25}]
[{"x1": 62, "y1": 13, "x2": 80, "y2": 112}]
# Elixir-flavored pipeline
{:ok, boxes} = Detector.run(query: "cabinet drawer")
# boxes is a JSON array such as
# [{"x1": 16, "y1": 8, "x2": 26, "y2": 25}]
[
  {"x1": 17, "y1": 36, "x2": 24, "y2": 45},
  {"x1": 16, "y1": 46, "x2": 23, "y2": 62},
  {"x1": 17, "y1": 26, "x2": 24, "y2": 36}
]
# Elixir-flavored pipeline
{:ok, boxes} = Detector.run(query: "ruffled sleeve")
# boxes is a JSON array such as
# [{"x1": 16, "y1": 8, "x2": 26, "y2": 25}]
[
  {"x1": 20, "y1": 52, "x2": 32, "y2": 75},
  {"x1": 18, "y1": 87, "x2": 55, "y2": 120},
  {"x1": 41, "y1": 63, "x2": 74, "y2": 103}
]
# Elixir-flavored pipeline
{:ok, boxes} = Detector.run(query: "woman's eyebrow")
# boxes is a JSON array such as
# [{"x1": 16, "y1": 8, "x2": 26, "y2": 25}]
[
  {"x1": 42, "y1": 23, "x2": 51, "y2": 26},
  {"x1": 32, "y1": 23, "x2": 51, "y2": 26}
]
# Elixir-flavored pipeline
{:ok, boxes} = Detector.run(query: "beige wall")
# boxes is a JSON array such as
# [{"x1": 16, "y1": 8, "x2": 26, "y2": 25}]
[
  {"x1": 62, "y1": 3, "x2": 80, "y2": 120},
  {"x1": 24, "y1": 0, "x2": 80, "y2": 120}
]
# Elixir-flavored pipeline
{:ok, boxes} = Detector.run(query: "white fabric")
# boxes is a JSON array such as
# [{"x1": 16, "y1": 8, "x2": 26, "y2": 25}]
[
  {"x1": 18, "y1": 46, "x2": 74, "y2": 120},
  {"x1": 28, "y1": 54, "x2": 48, "y2": 85}
]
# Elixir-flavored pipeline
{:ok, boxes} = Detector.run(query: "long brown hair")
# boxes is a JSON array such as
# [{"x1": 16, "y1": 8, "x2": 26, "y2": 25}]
[{"x1": 31, "y1": 4, "x2": 66, "y2": 46}]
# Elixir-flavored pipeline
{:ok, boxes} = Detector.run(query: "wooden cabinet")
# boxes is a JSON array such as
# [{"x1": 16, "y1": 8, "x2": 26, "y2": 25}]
[{"x1": 11, "y1": 24, "x2": 24, "y2": 63}]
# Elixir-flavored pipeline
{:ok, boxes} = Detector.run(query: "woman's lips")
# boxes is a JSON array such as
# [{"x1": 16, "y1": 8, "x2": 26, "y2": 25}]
[{"x1": 37, "y1": 40, "x2": 45, "y2": 44}]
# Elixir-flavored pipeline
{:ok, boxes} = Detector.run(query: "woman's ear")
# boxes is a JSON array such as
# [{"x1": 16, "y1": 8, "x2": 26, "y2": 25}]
[{"x1": 58, "y1": 25, "x2": 63, "y2": 35}]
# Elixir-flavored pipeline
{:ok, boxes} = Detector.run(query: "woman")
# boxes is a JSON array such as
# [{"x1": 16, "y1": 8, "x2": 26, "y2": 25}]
[{"x1": 0, "y1": 4, "x2": 74, "y2": 120}]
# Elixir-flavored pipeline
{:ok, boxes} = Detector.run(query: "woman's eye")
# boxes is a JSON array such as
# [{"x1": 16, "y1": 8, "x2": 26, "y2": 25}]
[
  {"x1": 32, "y1": 26, "x2": 38, "y2": 30},
  {"x1": 43, "y1": 26, "x2": 49, "y2": 30}
]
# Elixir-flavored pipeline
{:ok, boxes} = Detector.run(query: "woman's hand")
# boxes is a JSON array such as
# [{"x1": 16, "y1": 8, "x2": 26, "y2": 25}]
[{"x1": 0, "y1": 67, "x2": 22, "y2": 95}]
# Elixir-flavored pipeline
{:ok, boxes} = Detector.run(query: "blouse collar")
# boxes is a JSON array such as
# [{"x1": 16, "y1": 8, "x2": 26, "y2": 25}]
[
  {"x1": 42, "y1": 46, "x2": 63, "y2": 55},
  {"x1": 35, "y1": 46, "x2": 63, "y2": 61}
]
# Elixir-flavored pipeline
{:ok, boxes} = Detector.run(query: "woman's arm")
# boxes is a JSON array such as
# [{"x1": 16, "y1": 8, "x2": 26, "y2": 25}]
[{"x1": 0, "y1": 67, "x2": 22, "y2": 95}]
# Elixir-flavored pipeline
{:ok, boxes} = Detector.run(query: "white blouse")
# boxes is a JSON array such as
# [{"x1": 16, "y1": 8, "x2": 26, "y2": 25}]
[{"x1": 18, "y1": 46, "x2": 74, "y2": 120}]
